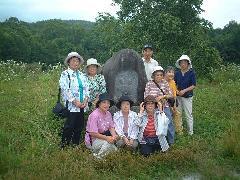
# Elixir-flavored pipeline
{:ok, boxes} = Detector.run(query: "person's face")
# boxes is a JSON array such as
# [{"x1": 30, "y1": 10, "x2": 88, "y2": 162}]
[
  {"x1": 153, "y1": 71, "x2": 164, "y2": 82},
  {"x1": 87, "y1": 64, "x2": 98, "y2": 76},
  {"x1": 143, "y1": 48, "x2": 153, "y2": 60},
  {"x1": 68, "y1": 57, "x2": 81, "y2": 71},
  {"x1": 145, "y1": 101, "x2": 156, "y2": 114},
  {"x1": 179, "y1": 60, "x2": 189, "y2": 71},
  {"x1": 99, "y1": 100, "x2": 110, "y2": 112},
  {"x1": 121, "y1": 101, "x2": 130, "y2": 113},
  {"x1": 165, "y1": 70, "x2": 174, "y2": 80}
]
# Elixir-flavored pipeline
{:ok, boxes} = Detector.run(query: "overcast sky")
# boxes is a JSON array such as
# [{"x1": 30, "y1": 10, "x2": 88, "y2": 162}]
[{"x1": 0, "y1": 0, "x2": 239, "y2": 28}]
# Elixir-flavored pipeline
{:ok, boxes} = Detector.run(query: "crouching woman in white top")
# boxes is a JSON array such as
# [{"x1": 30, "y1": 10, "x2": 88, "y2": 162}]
[
  {"x1": 135, "y1": 95, "x2": 170, "y2": 157},
  {"x1": 113, "y1": 95, "x2": 139, "y2": 150}
]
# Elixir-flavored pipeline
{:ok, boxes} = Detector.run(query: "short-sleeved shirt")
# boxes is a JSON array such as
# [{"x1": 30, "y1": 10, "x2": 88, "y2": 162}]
[
  {"x1": 174, "y1": 69, "x2": 196, "y2": 98},
  {"x1": 85, "y1": 74, "x2": 107, "y2": 102},
  {"x1": 85, "y1": 108, "x2": 114, "y2": 146},
  {"x1": 142, "y1": 58, "x2": 159, "y2": 81}
]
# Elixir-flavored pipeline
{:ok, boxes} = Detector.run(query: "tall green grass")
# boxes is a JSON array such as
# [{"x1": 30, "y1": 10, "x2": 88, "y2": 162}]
[{"x1": 0, "y1": 60, "x2": 240, "y2": 179}]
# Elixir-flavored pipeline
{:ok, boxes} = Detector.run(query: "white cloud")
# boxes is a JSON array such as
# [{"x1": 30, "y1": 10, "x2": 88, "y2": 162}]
[
  {"x1": 0, "y1": 0, "x2": 239, "y2": 28},
  {"x1": 201, "y1": 0, "x2": 240, "y2": 28},
  {"x1": 0, "y1": 0, "x2": 119, "y2": 22}
]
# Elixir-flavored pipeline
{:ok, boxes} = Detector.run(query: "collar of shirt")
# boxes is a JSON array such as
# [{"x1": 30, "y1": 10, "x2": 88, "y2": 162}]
[
  {"x1": 143, "y1": 110, "x2": 161, "y2": 117},
  {"x1": 142, "y1": 58, "x2": 154, "y2": 64},
  {"x1": 118, "y1": 110, "x2": 134, "y2": 119},
  {"x1": 96, "y1": 108, "x2": 109, "y2": 117},
  {"x1": 67, "y1": 67, "x2": 77, "y2": 76}
]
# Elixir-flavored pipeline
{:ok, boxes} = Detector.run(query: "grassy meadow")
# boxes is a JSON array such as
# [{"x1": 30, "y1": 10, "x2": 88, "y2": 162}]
[{"x1": 0, "y1": 60, "x2": 240, "y2": 179}]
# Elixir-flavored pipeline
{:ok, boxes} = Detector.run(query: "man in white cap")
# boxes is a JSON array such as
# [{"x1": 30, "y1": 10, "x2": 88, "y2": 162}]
[
  {"x1": 142, "y1": 44, "x2": 159, "y2": 81},
  {"x1": 174, "y1": 55, "x2": 196, "y2": 135}
]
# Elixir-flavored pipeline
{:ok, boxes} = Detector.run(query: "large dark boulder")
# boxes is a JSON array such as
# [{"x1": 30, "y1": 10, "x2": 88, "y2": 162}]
[{"x1": 103, "y1": 49, "x2": 148, "y2": 107}]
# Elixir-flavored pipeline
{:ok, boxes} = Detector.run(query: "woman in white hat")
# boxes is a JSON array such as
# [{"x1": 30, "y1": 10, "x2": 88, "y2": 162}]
[
  {"x1": 85, "y1": 58, "x2": 106, "y2": 111},
  {"x1": 59, "y1": 52, "x2": 89, "y2": 148},
  {"x1": 174, "y1": 55, "x2": 196, "y2": 136},
  {"x1": 144, "y1": 66, "x2": 175, "y2": 146}
]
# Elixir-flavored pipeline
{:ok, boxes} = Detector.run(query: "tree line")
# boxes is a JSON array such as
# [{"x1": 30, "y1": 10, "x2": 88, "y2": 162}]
[{"x1": 0, "y1": 0, "x2": 239, "y2": 77}]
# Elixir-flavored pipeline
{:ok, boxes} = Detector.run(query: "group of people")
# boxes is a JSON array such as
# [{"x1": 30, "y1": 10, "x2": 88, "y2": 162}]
[{"x1": 59, "y1": 44, "x2": 196, "y2": 158}]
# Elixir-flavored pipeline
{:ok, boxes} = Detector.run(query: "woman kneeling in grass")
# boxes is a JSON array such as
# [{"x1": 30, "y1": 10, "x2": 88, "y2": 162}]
[
  {"x1": 113, "y1": 95, "x2": 139, "y2": 150},
  {"x1": 136, "y1": 95, "x2": 170, "y2": 157},
  {"x1": 85, "y1": 93, "x2": 118, "y2": 159}
]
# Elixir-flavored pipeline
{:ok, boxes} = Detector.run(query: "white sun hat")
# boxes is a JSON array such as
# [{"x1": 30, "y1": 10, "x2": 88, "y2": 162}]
[
  {"x1": 151, "y1": 66, "x2": 164, "y2": 78},
  {"x1": 64, "y1": 52, "x2": 84, "y2": 66},
  {"x1": 175, "y1": 55, "x2": 192, "y2": 69},
  {"x1": 85, "y1": 58, "x2": 102, "y2": 74}
]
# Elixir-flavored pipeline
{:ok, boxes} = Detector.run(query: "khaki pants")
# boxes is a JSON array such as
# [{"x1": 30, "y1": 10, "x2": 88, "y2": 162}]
[
  {"x1": 176, "y1": 96, "x2": 194, "y2": 135},
  {"x1": 92, "y1": 139, "x2": 117, "y2": 159},
  {"x1": 173, "y1": 109, "x2": 183, "y2": 134}
]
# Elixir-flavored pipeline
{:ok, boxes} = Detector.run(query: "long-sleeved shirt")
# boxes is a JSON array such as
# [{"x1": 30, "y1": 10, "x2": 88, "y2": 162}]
[
  {"x1": 59, "y1": 68, "x2": 89, "y2": 112},
  {"x1": 113, "y1": 110, "x2": 139, "y2": 140},
  {"x1": 135, "y1": 110, "x2": 169, "y2": 151}
]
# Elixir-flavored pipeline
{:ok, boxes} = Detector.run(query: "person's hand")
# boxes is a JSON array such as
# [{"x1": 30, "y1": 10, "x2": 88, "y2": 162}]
[
  {"x1": 139, "y1": 102, "x2": 145, "y2": 114},
  {"x1": 106, "y1": 136, "x2": 115, "y2": 144},
  {"x1": 172, "y1": 106, "x2": 177, "y2": 112},
  {"x1": 156, "y1": 95, "x2": 164, "y2": 102},
  {"x1": 79, "y1": 101, "x2": 88, "y2": 108},
  {"x1": 73, "y1": 100, "x2": 82, "y2": 108},
  {"x1": 178, "y1": 90, "x2": 186, "y2": 96},
  {"x1": 123, "y1": 137, "x2": 130, "y2": 146},
  {"x1": 129, "y1": 139, "x2": 134, "y2": 146},
  {"x1": 93, "y1": 96, "x2": 99, "y2": 108},
  {"x1": 157, "y1": 101, "x2": 163, "y2": 112},
  {"x1": 112, "y1": 135, "x2": 119, "y2": 142}
]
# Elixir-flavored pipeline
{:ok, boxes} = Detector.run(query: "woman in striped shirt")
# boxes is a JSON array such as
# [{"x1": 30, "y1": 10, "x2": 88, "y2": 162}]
[
  {"x1": 135, "y1": 95, "x2": 169, "y2": 156},
  {"x1": 144, "y1": 66, "x2": 175, "y2": 145}
]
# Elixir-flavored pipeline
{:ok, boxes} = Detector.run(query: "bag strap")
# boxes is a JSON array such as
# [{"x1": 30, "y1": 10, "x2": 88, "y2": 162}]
[
  {"x1": 57, "y1": 72, "x2": 71, "y2": 108},
  {"x1": 153, "y1": 80, "x2": 165, "y2": 95}
]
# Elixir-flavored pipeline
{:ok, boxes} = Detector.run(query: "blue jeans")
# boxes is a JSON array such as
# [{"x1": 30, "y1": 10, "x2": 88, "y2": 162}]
[{"x1": 164, "y1": 107, "x2": 175, "y2": 145}]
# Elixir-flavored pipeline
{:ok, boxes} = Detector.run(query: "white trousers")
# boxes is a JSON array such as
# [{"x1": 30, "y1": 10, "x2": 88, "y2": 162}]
[
  {"x1": 92, "y1": 139, "x2": 117, "y2": 159},
  {"x1": 176, "y1": 96, "x2": 194, "y2": 135}
]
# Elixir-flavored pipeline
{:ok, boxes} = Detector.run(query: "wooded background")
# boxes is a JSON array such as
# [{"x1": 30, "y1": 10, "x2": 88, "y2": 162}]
[{"x1": 0, "y1": 0, "x2": 239, "y2": 77}]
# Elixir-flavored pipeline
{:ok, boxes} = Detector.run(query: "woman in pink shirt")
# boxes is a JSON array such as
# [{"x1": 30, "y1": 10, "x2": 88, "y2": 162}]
[{"x1": 85, "y1": 93, "x2": 118, "y2": 159}]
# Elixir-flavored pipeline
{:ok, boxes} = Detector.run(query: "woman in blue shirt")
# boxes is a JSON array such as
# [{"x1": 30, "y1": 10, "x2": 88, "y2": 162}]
[{"x1": 174, "y1": 55, "x2": 196, "y2": 136}]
